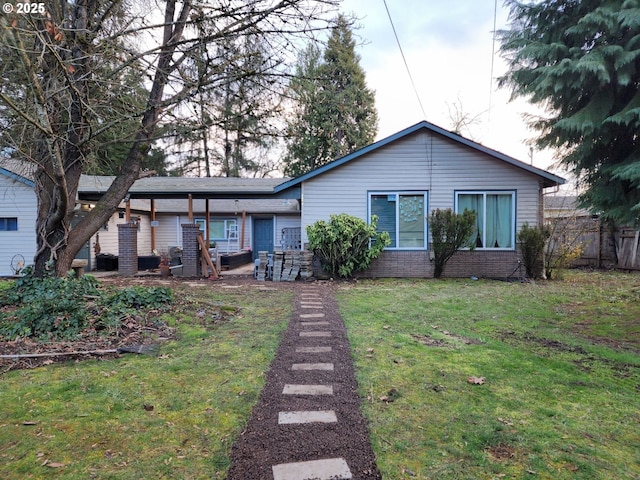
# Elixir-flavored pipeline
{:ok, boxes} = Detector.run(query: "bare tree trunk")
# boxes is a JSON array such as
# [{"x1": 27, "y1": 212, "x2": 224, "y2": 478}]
[{"x1": 32, "y1": 0, "x2": 193, "y2": 276}]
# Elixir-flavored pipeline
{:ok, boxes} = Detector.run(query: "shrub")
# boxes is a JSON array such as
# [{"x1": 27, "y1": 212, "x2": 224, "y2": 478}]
[
  {"x1": 544, "y1": 216, "x2": 586, "y2": 279},
  {"x1": 0, "y1": 271, "x2": 172, "y2": 340},
  {"x1": 306, "y1": 213, "x2": 391, "y2": 278},
  {"x1": 430, "y1": 208, "x2": 476, "y2": 278},
  {"x1": 517, "y1": 223, "x2": 550, "y2": 278}
]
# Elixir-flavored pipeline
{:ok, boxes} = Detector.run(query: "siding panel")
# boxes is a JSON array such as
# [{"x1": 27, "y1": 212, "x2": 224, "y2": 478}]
[
  {"x1": 302, "y1": 130, "x2": 542, "y2": 246},
  {"x1": 0, "y1": 175, "x2": 37, "y2": 276},
  {"x1": 300, "y1": 130, "x2": 547, "y2": 278}
]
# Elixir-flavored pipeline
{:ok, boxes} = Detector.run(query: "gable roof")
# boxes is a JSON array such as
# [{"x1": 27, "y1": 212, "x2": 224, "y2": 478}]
[
  {"x1": 274, "y1": 120, "x2": 566, "y2": 192},
  {"x1": 0, "y1": 159, "x2": 35, "y2": 188}
]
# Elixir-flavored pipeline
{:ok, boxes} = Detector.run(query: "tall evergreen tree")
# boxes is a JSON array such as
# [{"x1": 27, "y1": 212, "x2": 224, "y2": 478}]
[
  {"x1": 499, "y1": 0, "x2": 640, "y2": 227},
  {"x1": 284, "y1": 15, "x2": 378, "y2": 177}
]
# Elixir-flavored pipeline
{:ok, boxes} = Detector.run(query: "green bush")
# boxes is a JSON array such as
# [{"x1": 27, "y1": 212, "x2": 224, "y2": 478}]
[
  {"x1": 517, "y1": 222, "x2": 550, "y2": 278},
  {"x1": 430, "y1": 208, "x2": 477, "y2": 278},
  {"x1": 306, "y1": 213, "x2": 391, "y2": 278},
  {"x1": 0, "y1": 272, "x2": 172, "y2": 340}
]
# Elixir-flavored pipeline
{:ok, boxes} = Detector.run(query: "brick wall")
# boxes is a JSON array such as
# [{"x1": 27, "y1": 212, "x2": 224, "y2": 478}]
[
  {"x1": 359, "y1": 249, "x2": 524, "y2": 279},
  {"x1": 181, "y1": 223, "x2": 201, "y2": 277},
  {"x1": 117, "y1": 223, "x2": 138, "y2": 276}
]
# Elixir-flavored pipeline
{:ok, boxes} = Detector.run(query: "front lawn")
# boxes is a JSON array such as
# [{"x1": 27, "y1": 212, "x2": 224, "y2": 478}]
[
  {"x1": 340, "y1": 271, "x2": 640, "y2": 479},
  {"x1": 1, "y1": 271, "x2": 638, "y2": 479},
  {"x1": 0, "y1": 280, "x2": 291, "y2": 479}
]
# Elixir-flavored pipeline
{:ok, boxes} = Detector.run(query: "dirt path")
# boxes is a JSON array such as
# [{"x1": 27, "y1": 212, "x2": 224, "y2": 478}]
[{"x1": 226, "y1": 281, "x2": 381, "y2": 479}]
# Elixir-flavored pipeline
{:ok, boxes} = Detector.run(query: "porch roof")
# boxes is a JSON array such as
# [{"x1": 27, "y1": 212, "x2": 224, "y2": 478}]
[{"x1": 78, "y1": 175, "x2": 297, "y2": 201}]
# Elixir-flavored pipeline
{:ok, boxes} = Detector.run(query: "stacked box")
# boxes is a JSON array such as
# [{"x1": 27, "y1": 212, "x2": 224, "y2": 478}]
[
  {"x1": 299, "y1": 251, "x2": 314, "y2": 280},
  {"x1": 281, "y1": 251, "x2": 295, "y2": 281},
  {"x1": 272, "y1": 252, "x2": 284, "y2": 282},
  {"x1": 256, "y1": 251, "x2": 268, "y2": 281},
  {"x1": 289, "y1": 251, "x2": 301, "y2": 282}
]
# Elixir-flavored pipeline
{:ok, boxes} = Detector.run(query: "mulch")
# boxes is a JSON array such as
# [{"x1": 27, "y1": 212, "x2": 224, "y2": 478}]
[{"x1": 226, "y1": 280, "x2": 381, "y2": 479}]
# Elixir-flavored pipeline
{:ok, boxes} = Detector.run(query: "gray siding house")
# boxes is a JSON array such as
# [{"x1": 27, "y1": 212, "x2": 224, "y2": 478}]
[
  {"x1": 1, "y1": 121, "x2": 564, "y2": 278},
  {"x1": 275, "y1": 121, "x2": 565, "y2": 278},
  {"x1": 0, "y1": 163, "x2": 37, "y2": 275}
]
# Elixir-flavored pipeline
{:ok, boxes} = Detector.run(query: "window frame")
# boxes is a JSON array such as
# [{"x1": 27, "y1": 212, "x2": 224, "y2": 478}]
[
  {"x1": 454, "y1": 190, "x2": 516, "y2": 250},
  {"x1": 195, "y1": 218, "x2": 238, "y2": 241},
  {"x1": 0, "y1": 217, "x2": 18, "y2": 231},
  {"x1": 368, "y1": 191, "x2": 429, "y2": 250}
]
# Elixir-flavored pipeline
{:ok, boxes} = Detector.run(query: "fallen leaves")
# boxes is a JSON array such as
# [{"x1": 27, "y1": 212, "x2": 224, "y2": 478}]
[
  {"x1": 467, "y1": 376, "x2": 485, "y2": 385},
  {"x1": 39, "y1": 454, "x2": 65, "y2": 468},
  {"x1": 379, "y1": 388, "x2": 401, "y2": 403}
]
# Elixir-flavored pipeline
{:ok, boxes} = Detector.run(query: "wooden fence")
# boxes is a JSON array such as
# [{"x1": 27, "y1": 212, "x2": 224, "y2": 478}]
[{"x1": 547, "y1": 217, "x2": 640, "y2": 270}]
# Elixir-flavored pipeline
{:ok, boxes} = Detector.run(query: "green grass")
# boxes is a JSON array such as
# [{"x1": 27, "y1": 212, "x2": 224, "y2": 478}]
[
  {"x1": 339, "y1": 271, "x2": 640, "y2": 479},
  {"x1": 2, "y1": 272, "x2": 639, "y2": 479},
  {"x1": 0, "y1": 282, "x2": 292, "y2": 479}
]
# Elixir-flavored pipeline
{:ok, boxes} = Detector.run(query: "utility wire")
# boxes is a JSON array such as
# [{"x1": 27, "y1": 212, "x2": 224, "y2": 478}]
[
  {"x1": 382, "y1": 0, "x2": 427, "y2": 119},
  {"x1": 488, "y1": 0, "x2": 498, "y2": 123}
]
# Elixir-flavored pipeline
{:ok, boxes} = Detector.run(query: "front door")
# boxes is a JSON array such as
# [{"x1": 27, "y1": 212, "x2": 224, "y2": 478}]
[{"x1": 253, "y1": 218, "x2": 274, "y2": 260}]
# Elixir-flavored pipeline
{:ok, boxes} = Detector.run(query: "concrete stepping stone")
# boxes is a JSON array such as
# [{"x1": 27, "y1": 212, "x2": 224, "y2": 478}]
[
  {"x1": 299, "y1": 313, "x2": 325, "y2": 318},
  {"x1": 272, "y1": 458, "x2": 352, "y2": 480},
  {"x1": 282, "y1": 384, "x2": 333, "y2": 395},
  {"x1": 300, "y1": 331, "x2": 331, "y2": 337},
  {"x1": 291, "y1": 363, "x2": 334, "y2": 371},
  {"x1": 278, "y1": 410, "x2": 337, "y2": 424},
  {"x1": 296, "y1": 346, "x2": 332, "y2": 353},
  {"x1": 301, "y1": 305, "x2": 324, "y2": 309},
  {"x1": 301, "y1": 321, "x2": 329, "y2": 326}
]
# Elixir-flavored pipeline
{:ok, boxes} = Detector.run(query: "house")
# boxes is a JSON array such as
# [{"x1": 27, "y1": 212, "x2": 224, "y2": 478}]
[
  {"x1": 0, "y1": 161, "x2": 37, "y2": 275},
  {"x1": 77, "y1": 176, "x2": 300, "y2": 271},
  {"x1": 275, "y1": 120, "x2": 565, "y2": 278},
  {"x1": 1, "y1": 121, "x2": 565, "y2": 278}
]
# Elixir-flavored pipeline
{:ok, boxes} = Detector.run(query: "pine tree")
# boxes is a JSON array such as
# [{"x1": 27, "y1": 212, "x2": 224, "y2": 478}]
[
  {"x1": 284, "y1": 15, "x2": 378, "y2": 177},
  {"x1": 499, "y1": 0, "x2": 640, "y2": 227}
]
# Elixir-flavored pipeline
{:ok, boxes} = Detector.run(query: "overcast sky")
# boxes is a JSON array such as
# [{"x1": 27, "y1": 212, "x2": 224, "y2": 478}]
[{"x1": 338, "y1": 0, "x2": 561, "y2": 175}]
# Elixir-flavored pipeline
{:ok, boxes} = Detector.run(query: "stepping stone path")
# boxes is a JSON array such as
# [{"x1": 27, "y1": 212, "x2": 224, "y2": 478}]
[{"x1": 227, "y1": 284, "x2": 381, "y2": 479}]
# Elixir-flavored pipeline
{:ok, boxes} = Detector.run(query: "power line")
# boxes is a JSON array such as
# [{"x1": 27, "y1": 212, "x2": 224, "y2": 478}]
[
  {"x1": 488, "y1": 0, "x2": 498, "y2": 123},
  {"x1": 382, "y1": 0, "x2": 427, "y2": 119}
]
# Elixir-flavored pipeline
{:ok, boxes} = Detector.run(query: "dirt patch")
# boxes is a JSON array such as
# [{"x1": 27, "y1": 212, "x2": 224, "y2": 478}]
[
  {"x1": 0, "y1": 316, "x2": 174, "y2": 373},
  {"x1": 487, "y1": 444, "x2": 515, "y2": 461},
  {"x1": 411, "y1": 334, "x2": 449, "y2": 347},
  {"x1": 499, "y1": 330, "x2": 640, "y2": 379},
  {"x1": 412, "y1": 331, "x2": 482, "y2": 348}
]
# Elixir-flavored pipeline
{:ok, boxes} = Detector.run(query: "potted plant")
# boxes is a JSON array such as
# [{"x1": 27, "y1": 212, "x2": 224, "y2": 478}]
[{"x1": 158, "y1": 249, "x2": 171, "y2": 278}]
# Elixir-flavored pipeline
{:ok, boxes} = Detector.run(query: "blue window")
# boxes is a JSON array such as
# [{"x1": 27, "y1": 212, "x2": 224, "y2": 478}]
[
  {"x1": 0, "y1": 217, "x2": 17, "y2": 231},
  {"x1": 370, "y1": 192, "x2": 427, "y2": 249}
]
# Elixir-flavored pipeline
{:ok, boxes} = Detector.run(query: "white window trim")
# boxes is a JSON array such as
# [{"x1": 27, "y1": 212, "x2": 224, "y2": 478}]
[
  {"x1": 454, "y1": 190, "x2": 516, "y2": 251},
  {"x1": 195, "y1": 218, "x2": 238, "y2": 241},
  {"x1": 368, "y1": 191, "x2": 429, "y2": 250}
]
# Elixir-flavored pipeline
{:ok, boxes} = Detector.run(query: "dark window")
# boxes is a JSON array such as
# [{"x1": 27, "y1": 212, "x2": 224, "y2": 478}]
[{"x1": 0, "y1": 217, "x2": 18, "y2": 231}]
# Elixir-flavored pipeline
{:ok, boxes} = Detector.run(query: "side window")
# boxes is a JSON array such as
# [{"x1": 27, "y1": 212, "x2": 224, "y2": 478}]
[
  {"x1": 370, "y1": 192, "x2": 427, "y2": 249},
  {"x1": 0, "y1": 217, "x2": 18, "y2": 231},
  {"x1": 456, "y1": 192, "x2": 514, "y2": 249}
]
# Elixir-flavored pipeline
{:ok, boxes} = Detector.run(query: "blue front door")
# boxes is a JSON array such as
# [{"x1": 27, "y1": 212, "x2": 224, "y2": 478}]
[{"x1": 253, "y1": 218, "x2": 274, "y2": 259}]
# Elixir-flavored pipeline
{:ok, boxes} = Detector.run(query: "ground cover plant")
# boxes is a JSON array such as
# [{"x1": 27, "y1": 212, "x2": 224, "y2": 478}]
[
  {"x1": 0, "y1": 278, "x2": 292, "y2": 479},
  {"x1": 339, "y1": 271, "x2": 640, "y2": 479}
]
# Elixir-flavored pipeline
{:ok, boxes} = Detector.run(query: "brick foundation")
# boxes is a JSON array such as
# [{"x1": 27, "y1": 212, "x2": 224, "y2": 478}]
[
  {"x1": 117, "y1": 223, "x2": 138, "y2": 277},
  {"x1": 359, "y1": 249, "x2": 524, "y2": 279}
]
